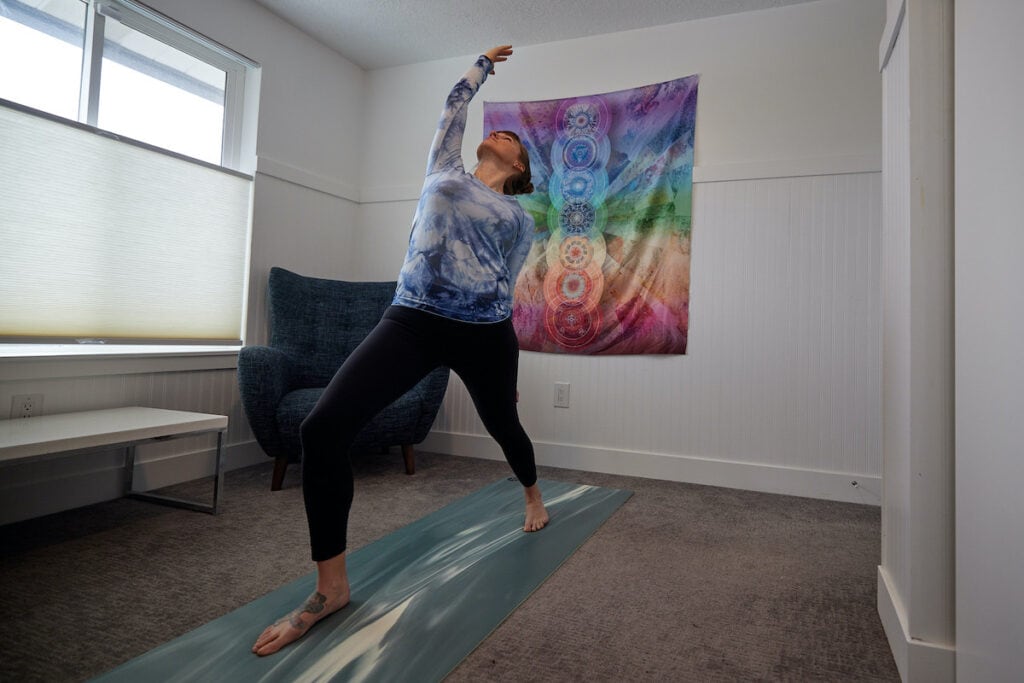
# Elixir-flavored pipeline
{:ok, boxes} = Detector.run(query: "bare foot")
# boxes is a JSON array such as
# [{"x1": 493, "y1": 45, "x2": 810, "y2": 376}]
[
  {"x1": 253, "y1": 553, "x2": 350, "y2": 656},
  {"x1": 523, "y1": 484, "x2": 549, "y2": 532},
  {"x1": 252, "y1": 588, "x2": 349, "y2": 656}
]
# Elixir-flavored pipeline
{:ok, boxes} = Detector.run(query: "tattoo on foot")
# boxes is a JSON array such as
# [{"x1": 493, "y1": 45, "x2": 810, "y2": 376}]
[{"x1": 288, "y1": 592, "x2": 327, "y2": 631}]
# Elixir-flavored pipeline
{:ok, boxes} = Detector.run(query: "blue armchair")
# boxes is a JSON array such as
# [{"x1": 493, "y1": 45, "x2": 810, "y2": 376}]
[{"x1": 238, "y1": 267, "x2": 450, "y2": 490}]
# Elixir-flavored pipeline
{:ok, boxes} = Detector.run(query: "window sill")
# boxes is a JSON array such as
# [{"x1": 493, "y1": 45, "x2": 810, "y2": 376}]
[{"x1": 0, "y1": 345, "x2": 242, "y2": 381}]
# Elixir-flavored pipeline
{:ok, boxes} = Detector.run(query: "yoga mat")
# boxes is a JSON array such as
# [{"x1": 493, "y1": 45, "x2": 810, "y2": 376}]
[{"x1": 92, "y1": 478, "x2": 631, "y2": 682}]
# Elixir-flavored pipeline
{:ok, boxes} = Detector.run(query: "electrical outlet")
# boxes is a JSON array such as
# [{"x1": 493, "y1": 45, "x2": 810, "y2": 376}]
[
  {"x1": 10, "y1": 394, "x2": 44, "y2": 418},
  {"x1": 554, "y1": 382, "x2": 570, "y2": 408}
]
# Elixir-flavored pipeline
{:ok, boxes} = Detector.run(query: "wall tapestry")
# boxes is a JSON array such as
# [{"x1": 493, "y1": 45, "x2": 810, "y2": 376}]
[{"x1": 484, "y1": 74, "x2": 698, "y2": 355}]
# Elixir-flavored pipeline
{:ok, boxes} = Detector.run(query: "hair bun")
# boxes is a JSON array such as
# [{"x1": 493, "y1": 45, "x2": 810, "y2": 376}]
[{"x1": 523, "y1": 182, "x2": 534, "y2": 195}]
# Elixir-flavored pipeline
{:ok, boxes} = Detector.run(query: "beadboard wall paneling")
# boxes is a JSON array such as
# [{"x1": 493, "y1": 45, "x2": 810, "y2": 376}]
[
  {"x1": 0, "y1": 368, "x2": 260, "y2": 524},
  {"x1": 1, "y1": 170, "x2": 881, "y2": 520},
  {"x1": 880, "y1": 14, "x2": 911, "y2": 625},
  {"x1": 1, "y1": 369, "x2": 250, "y2": 443},
  {"x1": 425, "y1": 172, "x2": 882, "y2": 503}
]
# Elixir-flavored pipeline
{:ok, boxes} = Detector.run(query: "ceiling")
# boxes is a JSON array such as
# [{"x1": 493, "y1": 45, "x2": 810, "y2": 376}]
[{"x1": 250, "y1": 0, "x2": 822, "y2": 70}]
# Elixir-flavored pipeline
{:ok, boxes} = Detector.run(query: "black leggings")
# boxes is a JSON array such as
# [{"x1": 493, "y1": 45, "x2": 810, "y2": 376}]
[{"x1": 300, "y1": 305, "x2": 537, "y2": 561}]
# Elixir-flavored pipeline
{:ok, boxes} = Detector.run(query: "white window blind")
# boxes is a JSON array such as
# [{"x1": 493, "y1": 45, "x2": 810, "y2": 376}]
[{"x1": 0, "y1": 102, "x2": 252, "y2": 344}]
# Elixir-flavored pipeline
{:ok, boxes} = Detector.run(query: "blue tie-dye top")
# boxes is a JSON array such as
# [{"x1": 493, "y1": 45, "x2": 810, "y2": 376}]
[{"x1": 393, "y1": 55, "x2": 534, "y2": 323}]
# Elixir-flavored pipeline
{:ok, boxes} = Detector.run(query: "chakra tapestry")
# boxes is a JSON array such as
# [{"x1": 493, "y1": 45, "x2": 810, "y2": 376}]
[{"x1": 484, "y1": 75, "x2": 698, "y2": 355}]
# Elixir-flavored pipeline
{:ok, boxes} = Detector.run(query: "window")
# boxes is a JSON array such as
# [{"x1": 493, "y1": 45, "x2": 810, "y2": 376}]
[
  {"x1": 0, "y1": 0, "x2": 253, "y2": 168},
  {"x1": 0, "y1": 1, "x2": 259, "y2": 348},
  {"x1": 97, "y1": 16, "x2": 227, "y2": 164},
  {"x1": 0, "y1": 0, "x2": 86, "y2": 120}
]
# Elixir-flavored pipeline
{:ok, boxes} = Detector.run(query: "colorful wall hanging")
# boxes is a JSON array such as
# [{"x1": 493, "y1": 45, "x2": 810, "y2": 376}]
[{"x1": 484, "y1": 74, "x2": 698, "y2": 354}]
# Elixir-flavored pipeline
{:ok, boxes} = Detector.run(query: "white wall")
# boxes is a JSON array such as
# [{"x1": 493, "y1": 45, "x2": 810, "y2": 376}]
[
  {"x1": 0, "y1": 0, "x2": 366, "y2": 523},
  {"x1": 356, "y1": 0, "x2": 886, "y2": 503},
  {"x1": 1, "y1": 0, "x2": 886, "y2": 523},
  {"x1": 357, "y1": 0, "x2": 884, "y2": 279},
  {"x1": 876, "y1": 0, "x2": 955, "y2": 680},
  {"x1": 140, "y1": 0, "x2": 368, "y2": 344},
  {"x1": 955, "y1": 1, "x2": 1024, "y2": 680}
]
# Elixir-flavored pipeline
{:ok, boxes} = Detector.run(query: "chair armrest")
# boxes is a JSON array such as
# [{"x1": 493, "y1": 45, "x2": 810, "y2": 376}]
[{"x1": 237, "y1": 346, "x2": 300, "y2": 460}]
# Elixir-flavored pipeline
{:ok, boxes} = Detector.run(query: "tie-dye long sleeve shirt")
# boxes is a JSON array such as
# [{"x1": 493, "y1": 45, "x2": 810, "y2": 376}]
[{"x1": 393, "y1": 55, "x2": 535, "y2": 323}]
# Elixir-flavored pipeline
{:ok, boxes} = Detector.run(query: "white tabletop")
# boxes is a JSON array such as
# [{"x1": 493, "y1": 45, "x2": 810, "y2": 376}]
[{"x1": 0, "y1": 407, "x2": 228, "y2": 463}]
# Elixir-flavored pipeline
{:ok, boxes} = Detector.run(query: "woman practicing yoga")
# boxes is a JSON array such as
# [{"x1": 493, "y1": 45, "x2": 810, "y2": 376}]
[{"x1": 253, "y1": 45, "x2": 548, "y2": 656}]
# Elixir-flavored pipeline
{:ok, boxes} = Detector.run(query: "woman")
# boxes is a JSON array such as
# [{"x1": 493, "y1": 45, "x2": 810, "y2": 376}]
[{"x1": 253, "y1": 45, "x2": 547, "y2": 657}]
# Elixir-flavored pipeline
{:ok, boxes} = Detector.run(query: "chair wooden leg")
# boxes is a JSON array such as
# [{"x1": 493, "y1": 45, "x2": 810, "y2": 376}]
[
  {"x1": 402, "y1": 444, "x2": 415, "y2": 475},
  {"x1": 271, "y1": 456, "x2": 289, "y2": 491}
]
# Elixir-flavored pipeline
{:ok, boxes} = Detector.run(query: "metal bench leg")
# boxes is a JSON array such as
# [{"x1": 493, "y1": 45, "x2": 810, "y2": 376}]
[
  {"x1": 124, "y1": 444, "x2": 137, "y2": 495},
  {"x1": 126, "y1": 430, "x2": 224, "y2": 515},
  {"x1": 211, "y1": 430, "x2": 223, "y2": 513}
]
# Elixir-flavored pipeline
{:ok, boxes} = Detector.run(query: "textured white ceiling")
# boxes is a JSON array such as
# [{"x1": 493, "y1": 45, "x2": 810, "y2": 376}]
[{"x1": 250, "y1": 0, "x2": 822, "y2": 70}]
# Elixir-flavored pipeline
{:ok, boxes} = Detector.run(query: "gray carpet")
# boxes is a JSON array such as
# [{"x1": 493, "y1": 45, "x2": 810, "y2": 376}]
[{"x1": 0, "y1": 451, "x2": 898, "y2": 682}]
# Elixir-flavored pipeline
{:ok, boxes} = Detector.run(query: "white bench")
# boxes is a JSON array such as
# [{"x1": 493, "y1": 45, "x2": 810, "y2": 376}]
[{"x1": 0, "y1": 406, "x2": 228, "y2": 514}]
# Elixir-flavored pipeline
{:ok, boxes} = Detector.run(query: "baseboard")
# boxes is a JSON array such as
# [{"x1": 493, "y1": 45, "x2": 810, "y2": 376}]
[
  {"x1": 877, "y1": 566, "x2": 956, "y2": 683},
  {"x1": 0, "y1": 440, "x2": 266, "y2": 525},
  {"x1": 4, "y1": 431, "x2": 879, "y2": 526},
  {"x1": 420, "y1": 431, "x2": 881, "y2": 505}
]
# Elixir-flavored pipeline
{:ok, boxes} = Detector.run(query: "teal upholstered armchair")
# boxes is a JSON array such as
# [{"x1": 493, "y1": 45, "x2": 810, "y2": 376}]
[{"x1": 238, "y1": 267, "x2": 450, "y2": 490}]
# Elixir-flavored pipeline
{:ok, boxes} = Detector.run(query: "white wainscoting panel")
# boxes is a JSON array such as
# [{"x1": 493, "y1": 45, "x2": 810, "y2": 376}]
[
  {"x1": 427, "y1": 172, "x2": 882, "y2": 503},
  {"x1": 2, "y1": 168, "x2": 882, "y2": 521},
  {"x1": 880, "y1": 13, "x2": 912, "y2": 644}
]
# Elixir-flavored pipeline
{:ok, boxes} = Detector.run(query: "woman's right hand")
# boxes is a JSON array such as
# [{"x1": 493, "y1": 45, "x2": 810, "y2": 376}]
[{"x1": 483, "y1": 45, "x2": 513, "y2": 74}]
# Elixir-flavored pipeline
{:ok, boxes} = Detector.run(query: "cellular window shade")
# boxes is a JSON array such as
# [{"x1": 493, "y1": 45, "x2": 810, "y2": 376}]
[{"x1": 0, "y1": 103, "x2": 251, "y2": 344}]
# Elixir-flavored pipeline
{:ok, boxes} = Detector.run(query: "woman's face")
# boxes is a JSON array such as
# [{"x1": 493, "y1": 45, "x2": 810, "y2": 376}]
[{"x1": 478, "y1": 130, "x2": 525, "y2": 172}]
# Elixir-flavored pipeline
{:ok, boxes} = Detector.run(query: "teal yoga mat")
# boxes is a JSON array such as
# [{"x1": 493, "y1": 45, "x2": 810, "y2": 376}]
[{"x1": 92, "y1": 478, "x2": 632, "y2": 682}]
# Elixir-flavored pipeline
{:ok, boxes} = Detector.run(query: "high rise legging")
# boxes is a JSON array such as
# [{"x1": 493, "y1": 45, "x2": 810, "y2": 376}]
[{"x1": 300, "y1": 304, "x2": 538, "y2": 561}]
